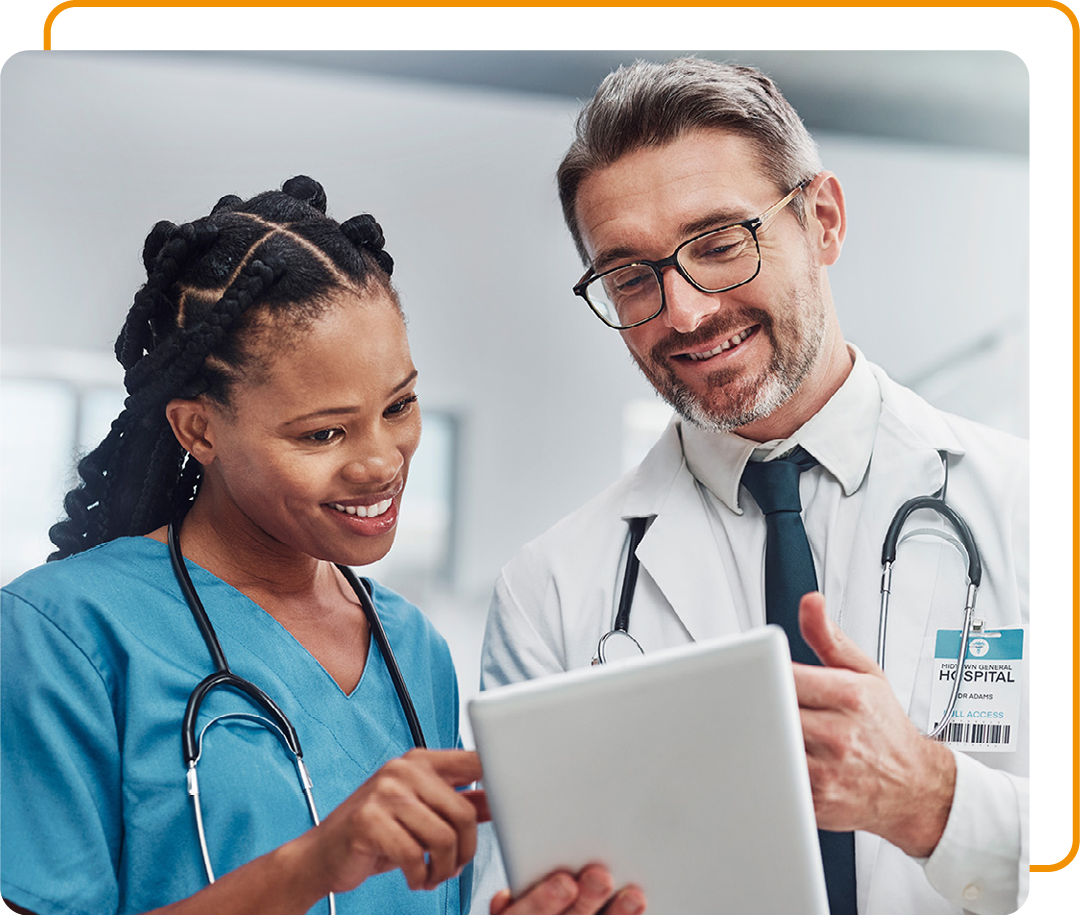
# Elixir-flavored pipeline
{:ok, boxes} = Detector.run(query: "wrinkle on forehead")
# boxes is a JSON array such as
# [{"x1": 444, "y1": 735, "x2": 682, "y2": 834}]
[{"x1": 576, "y1": 130, "x2": 781, "y2": 270}]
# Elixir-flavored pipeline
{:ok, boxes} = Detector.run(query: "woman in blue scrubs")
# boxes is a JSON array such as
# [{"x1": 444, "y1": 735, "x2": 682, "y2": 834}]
[{"x1": 0, "y1": 177, "x2": 645, "y2": 915}]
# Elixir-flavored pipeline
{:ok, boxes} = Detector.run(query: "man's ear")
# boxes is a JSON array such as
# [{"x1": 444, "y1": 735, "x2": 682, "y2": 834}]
[
  {"x1": 806, "y1": 172, "x2": 846, "y2": 266},
  {"x1": 165, "y1": 397, "x2": 216, "y2": 466}
]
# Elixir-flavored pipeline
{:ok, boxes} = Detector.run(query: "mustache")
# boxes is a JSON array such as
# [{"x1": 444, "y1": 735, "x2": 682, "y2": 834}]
[{"x1": 650, "y1": 307, "x2": 774, "y2": 361}]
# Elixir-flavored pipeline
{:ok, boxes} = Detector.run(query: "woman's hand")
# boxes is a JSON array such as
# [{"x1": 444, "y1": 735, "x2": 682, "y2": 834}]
[
  {"x1": 490, "y1": 864, "x2": 646, "y2": 915},
  {"x1": 302, "y1": 748, "x2": 485, "y2": 894}
]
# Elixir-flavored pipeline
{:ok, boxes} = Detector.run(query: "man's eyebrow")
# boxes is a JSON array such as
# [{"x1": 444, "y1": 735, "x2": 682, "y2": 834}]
[
  {"x1": 591, "y1": 209, "x2": 750, "y2": 272},
  {"x1": 592, "y1": 245, "x2": 641, "y2": 273},
  {"x1": 678, "y1": 208, "x2": 748, "y2": 239}
]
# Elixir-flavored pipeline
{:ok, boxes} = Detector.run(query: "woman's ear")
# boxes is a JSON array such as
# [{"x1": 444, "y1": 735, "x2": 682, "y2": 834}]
[
  {"x1": 165, "y1": 398, "x2": 216, "y2": 466},
  {"x1": 806, "y1": 172, "x2": 846, "y2": 266}
]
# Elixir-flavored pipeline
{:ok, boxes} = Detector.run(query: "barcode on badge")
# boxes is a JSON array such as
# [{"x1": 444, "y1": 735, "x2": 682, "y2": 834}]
[{"x1": 934, "y1": 722, "x2": 1012, "y2": 746}]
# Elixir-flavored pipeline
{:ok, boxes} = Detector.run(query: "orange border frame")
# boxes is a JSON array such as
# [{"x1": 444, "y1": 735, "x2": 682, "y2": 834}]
[{"x1": 21, "y1": 7, "x2": 1080, "y2": 907}]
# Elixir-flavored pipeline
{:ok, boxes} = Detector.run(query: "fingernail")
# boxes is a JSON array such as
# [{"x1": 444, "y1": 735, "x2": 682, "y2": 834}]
[
  {"x1": 583, "y1": 870, "x2": 607, "y2": 893},
  {"x1": 550, "y1": 874, "x2": 576, "y2": 902},
  {"x1": 616, "y1": 895, "x2": 645, "y2": 915}
]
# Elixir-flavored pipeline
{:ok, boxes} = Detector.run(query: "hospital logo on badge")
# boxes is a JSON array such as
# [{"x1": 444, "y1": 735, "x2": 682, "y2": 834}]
[{"x1": 969, "y1": 638, "x2": 990, "y2": 658}]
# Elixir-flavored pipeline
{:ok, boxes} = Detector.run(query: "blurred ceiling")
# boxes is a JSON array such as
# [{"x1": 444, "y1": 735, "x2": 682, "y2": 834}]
[{"x1": 215, "y1": 49, "x2": 1028, "y2": 155}]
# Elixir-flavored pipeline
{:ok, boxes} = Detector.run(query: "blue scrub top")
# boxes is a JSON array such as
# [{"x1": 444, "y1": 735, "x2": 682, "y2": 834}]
[{"x1": 1, "y1": 537, "x2": 471, "y2": 915}]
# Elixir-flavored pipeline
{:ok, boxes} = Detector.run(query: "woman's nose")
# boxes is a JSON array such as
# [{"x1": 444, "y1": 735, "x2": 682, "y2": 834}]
[{"x1": 340, "y1": 435, "x2": 404, "y2": 485}]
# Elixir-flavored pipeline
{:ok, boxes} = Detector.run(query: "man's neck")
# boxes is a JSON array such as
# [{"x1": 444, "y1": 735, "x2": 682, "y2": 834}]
[{"x1": 735, "y1": 334, "x2": 854, "y2": 443}]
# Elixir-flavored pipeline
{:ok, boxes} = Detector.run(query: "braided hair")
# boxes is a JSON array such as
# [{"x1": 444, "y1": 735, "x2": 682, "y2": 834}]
[{"x1": 48, "y1": 176, "x2": 397, "y2": 561}]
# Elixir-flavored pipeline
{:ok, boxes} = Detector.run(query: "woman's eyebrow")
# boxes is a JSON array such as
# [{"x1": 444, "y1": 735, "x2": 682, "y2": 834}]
[{"x1": 283, "y1": 370, "x2": 419, "y2": 425}]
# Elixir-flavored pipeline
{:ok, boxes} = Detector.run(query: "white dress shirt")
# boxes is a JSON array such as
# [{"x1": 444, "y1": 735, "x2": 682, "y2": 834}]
[{"x1": 680, "y1": 345, "x2": 882, "y2": 634}]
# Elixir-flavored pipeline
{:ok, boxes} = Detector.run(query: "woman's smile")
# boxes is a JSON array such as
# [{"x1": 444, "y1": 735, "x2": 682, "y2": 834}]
[
  {"x1": 324, "y1": 497, "x2": 400, "y2": 536},
  {"x1": 329, "y1": 499, "x2": 394, "y2": 518},
  {"x1": 324, "y1": 484, "x2": 404, "y2": 537}
]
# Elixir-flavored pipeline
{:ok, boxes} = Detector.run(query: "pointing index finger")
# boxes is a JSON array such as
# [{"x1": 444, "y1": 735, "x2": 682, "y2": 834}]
[{"x1": 425, "y1": 749, "x2": 485, "y2": 787}]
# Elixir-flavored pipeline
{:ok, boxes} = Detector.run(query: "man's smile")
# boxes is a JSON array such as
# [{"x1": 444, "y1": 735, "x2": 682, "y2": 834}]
[{"x1": 673, "y1": 325, "x2": 760, "y2": 362}]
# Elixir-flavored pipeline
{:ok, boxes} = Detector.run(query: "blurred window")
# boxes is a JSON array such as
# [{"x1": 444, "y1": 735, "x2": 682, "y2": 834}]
[{"x1": 1, "y1": 378, "x2": 78, "y2": 582}]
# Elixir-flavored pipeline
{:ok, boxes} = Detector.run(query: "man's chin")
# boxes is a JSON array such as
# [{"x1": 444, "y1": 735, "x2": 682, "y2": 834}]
[{"x1": 667, "y1": 377, "x2": 793, "y2": 434}]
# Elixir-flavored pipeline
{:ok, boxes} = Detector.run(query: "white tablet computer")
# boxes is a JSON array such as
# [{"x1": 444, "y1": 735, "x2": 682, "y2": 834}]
[{"x1": 468, "y1": 625, "x2": 829, "y2": 915}]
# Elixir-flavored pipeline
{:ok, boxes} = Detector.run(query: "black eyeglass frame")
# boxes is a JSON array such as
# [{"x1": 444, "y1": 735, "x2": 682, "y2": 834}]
[{"x1": 572, "y1": 179, "x2": 812, "y2": 330}]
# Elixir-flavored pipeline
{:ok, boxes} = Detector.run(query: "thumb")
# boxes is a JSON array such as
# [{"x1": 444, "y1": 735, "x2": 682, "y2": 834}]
[{"x1": 798, "y1": 591, "x2": 878, "y2": 674}]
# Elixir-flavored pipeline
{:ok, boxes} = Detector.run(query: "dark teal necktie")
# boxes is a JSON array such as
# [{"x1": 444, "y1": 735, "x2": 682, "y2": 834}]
[
  {"x1": 740, "y1": 447, "x2": 820, "y2": 665},
  {"x1": 740, "y1": 447, "x2": 856, "y2": 915}
]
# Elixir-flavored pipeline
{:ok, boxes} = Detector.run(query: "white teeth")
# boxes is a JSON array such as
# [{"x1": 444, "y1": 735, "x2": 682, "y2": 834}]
[
  {"x1": 331, "y1": 499, "x2": 392, "y2": 518},
  {"x1": 686, "y1": 328, "x2": 752, "y2": 361}
]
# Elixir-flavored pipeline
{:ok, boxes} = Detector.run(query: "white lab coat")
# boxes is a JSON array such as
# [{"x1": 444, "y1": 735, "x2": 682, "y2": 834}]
[{"x1": 480, "y1": 362, "x2": 1028, "y2": 915}]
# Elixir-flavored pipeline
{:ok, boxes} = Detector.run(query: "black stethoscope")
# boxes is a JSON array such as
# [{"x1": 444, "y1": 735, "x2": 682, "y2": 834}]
[
  {"x1": 168, "y1": 518, "x2": 425, "y2": 913},
  {"x1": 593, "y1": 453, "x2": 983, "y2": 740}
]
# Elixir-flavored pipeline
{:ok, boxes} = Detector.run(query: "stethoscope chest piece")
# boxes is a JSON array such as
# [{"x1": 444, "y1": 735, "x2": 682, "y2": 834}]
[{"x1": 592, "y1": 628, "x2": 645, "y2": 665}]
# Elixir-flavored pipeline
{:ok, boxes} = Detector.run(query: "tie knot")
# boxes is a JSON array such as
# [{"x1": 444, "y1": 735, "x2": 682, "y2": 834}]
[{"x1": 740, "y1": 446, "x2": 817, "y2": 515}]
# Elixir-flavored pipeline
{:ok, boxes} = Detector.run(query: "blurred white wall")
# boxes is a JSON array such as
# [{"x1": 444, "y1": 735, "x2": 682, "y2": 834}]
[{"x1": 0, "y1": 52, "x2": 1027, "y2": 740}]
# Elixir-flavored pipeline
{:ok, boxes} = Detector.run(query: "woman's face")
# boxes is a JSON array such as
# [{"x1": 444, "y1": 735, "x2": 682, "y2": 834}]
[{"x1": 196, "y1": 288, "x2": 421, "y2": 568}]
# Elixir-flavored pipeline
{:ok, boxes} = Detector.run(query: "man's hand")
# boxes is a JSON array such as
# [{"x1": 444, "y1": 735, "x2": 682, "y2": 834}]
[
  {"x1": 794, "y1": 592, "x2": 956, "y2": 856},
  {"x1": 490, "y1": 864, "x2": 646, "y2": 915}
]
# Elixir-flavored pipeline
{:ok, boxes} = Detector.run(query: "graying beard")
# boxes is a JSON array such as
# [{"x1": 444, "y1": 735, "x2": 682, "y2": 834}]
[
  {"x1": 671, "y1": 372, "x2": 792, "y2": 433},
  {"x1": 663, "y1": 299, "x2": 827, "y2": 434}
]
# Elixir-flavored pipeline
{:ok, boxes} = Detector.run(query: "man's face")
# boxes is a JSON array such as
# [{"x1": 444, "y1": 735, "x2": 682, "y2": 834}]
[{"x1": 575, "y1": 129, "x2": 842, "y2": 439}]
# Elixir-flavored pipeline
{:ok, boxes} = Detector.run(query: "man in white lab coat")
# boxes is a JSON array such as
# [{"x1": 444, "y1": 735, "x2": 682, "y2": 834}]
[{"x1": 479, "y1": 58, "x2": 1027, "y2": 915}]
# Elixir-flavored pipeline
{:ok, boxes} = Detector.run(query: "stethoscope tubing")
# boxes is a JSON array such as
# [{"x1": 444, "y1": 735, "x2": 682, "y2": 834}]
[
  {"x1": 168, "y1": 514, "x2": 425, "y2": 907},
  {"x1": 877, "y1": 488, "x2": 982, "y2": 739},
  {"x1": 169, "y1": 519, "x2": 426, "y2": 760},
  {"x1": 881, "y1": 494, "x2": 982, "y2": 586},
  {"x1": 169, "y1": 521, "x2": 304, "y2": 764},
  {"x1": 613, "y1": 516, "x2": 648, "y2": 635},
  {"x1": 338, "y1": 562, "x2": 427, "y2": 751}
]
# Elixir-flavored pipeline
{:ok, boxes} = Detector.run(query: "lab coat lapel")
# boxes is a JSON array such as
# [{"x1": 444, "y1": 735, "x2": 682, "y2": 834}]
[
  {"x1": 843, "y1": 370, "x2": 963, "y2": 717},
  {"x1": 622, "y1": 421, "x2": 745, "y2": 642},
  {"x1": 840, "y1": 412, "x2": 944, "y2": 906},
  {"x1": 850, "y1": 369, "x2": 966, "y2": 912},
  {"x1": 841, "y1": 418, "x2": 943, "y2": 701}
]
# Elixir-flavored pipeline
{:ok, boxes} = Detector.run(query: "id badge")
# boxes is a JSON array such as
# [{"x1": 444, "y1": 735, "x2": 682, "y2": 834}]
[{"x1": 928, "y1": 627, "x2": 1024, "y2": 752}]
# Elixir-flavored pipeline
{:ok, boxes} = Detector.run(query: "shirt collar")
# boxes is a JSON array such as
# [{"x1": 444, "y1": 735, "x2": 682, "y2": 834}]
[{"x1": 680, "y1": 344, "x2": 881, "y2": 512}]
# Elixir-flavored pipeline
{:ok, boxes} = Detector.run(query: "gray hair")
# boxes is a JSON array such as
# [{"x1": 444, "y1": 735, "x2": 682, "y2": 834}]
[{"x1": 557, "y1": 57, "x2": 823, "y2": 263}]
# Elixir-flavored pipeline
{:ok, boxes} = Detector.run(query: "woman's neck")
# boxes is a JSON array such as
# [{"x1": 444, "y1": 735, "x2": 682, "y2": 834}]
[
  {"x1": 149, "y1": 493, "x2": 372, "y2": 693},
  {"x1": 150, "y1": 493, "x2": 325, "y2": 601}
]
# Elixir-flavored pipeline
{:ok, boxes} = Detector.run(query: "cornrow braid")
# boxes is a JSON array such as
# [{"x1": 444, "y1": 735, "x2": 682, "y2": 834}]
[
  {"x1": 48, "y1": 176, "x2": 398, "y2": 561},
  {"x1": 121, "y1": 255, "x2": 285, "y2": 410},
  {"x1": 115, "y1": 220, "x2": 221, "y2": 371}
]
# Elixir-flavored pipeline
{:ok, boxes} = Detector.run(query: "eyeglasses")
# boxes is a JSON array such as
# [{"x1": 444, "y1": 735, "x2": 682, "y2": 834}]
[{"x1": 573, "y1": 181, "x2": 810, "y2": 330}]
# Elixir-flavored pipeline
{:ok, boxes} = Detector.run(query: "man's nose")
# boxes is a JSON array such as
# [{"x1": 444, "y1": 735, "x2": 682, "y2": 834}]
[{"x1": 660, "y1": 266, "x2": 721, "y2": 334}]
